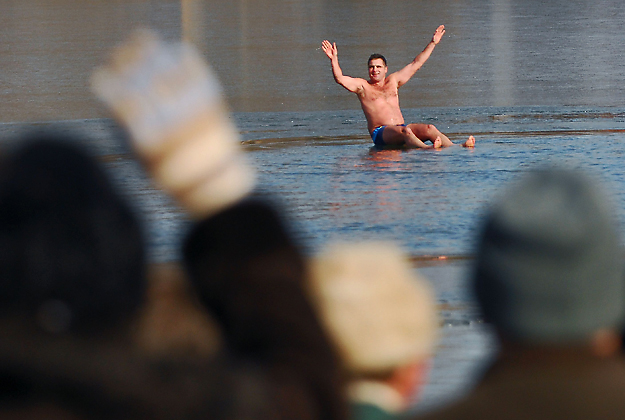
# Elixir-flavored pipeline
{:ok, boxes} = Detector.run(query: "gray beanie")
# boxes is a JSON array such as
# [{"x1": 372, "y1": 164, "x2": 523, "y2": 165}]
[{"x1": 473, "y1": 166, "x2": 625, "y2": 343}]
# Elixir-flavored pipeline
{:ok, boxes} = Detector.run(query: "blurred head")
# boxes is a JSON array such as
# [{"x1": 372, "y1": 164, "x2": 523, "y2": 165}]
[
  {"x1": 473, "y1": 166, "x2": 625, "y2": 345},
  {"x1": 0, "y1": 134, "x2": 146, "y2": 335},
  {"x1": 182, "y1": 199, "x2": 307, "y2": 340},
  {"x1": 308, "y1": 241, "x2": 438, "y2": 383}
]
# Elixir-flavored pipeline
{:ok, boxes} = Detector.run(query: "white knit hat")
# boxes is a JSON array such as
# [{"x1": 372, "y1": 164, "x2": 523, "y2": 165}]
[
  {"x1": 308, "y1": 241, "x2": 438, "y2": 374},
  {"x1": 91, "y1": 29, "x2": 255, "y2": 218}
]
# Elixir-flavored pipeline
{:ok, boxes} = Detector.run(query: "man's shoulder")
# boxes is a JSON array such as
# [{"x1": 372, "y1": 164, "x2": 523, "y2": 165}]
[
  {"x1": 385, "y1": 73, "x2": 403, "y2": 87},
  {"x1": 361, "y1": 78, "x2": 399, "y2": 94},
  {"x1": 351, "y1": 77, "x2": 368, "y2": 89}
]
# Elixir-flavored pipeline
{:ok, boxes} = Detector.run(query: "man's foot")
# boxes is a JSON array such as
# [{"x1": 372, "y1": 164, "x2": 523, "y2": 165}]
[
  {"x1": 434, "y1": 136, "x2": 442, "y2": 149},
  {"x1": 462, "y1": 135, "x2": 475, "y2": 148}
]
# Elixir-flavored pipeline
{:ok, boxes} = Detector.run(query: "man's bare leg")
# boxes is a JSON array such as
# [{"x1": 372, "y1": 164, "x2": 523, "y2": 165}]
[
  {"x1": 382, "y1": 125, "x2": 441, "y2": 149},
  {"x1": 408, "y1": 124, "x2": 475, "y2": 148}
]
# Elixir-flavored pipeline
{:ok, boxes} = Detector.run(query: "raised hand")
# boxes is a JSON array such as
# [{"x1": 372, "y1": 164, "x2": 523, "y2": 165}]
[
  {"x1": 432, "y1": 25, "x2": 446, "y2": 45},
  {"x1": 321, "y1": 40, "x2": 337, "y2": 60}
]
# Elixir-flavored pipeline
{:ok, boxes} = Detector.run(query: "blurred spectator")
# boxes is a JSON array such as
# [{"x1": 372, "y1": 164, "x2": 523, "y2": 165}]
[
  {"x1": 0, "y1": 134, "x2": 348, "y2": 420},
  {"x1": 183, "y1": 198, "x2": 348, "y2": 420},
  {"x1": 90, "y1": 29, "x2": 349, "y2": 420},
  {"x1": 415, "y1": 166, "x2": 625, "y2": 420},
  {"x1": 309, "y1": 241, "x2": 438, "y2": 420},
  {"x1": 0, "y1": 135, "x2": 146, "y2": 332},
  {"x1": 0, "y1": 134, "x2": 149, "y2": 418}
]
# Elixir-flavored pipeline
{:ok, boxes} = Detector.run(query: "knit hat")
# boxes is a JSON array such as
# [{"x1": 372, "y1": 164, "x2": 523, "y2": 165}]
[
  {"x1": 473, "y1": 166, "x2": 625, "y2": 343},
  {"x1": 308, "y1": 241, "x2": 438, "y2": 374},
  {"x1": 91, "y1": 29, "x2": 255, "y2": 218},
  {"x1": 0, "y1": 136, "x2": 145, "y2": 334}
]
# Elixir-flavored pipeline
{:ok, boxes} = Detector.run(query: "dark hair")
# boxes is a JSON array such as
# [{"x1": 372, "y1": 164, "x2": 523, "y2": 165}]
[
  {"x1": 183, "y1": 198, "x2": 347, "y2": 420},
  {"x1": 183, "y1": 199, "x2": 305, "y2": 333},
  {"x1": 368, "y1": 53, "x2": 387, "y2": 66},
  {"x1": 0, "y1": 134, "x2": 146, "y2": 334}
]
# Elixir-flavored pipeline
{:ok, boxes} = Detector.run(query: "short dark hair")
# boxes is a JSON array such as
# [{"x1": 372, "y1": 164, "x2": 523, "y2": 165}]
[{"x1": 368, "y1": 53, "x2": 387, "y2": 66}]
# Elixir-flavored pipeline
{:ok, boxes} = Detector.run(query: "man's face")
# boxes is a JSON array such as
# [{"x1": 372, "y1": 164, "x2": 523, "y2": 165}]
[{"x1": 368, "y1": 58, "x2": 387, "y2": 82}]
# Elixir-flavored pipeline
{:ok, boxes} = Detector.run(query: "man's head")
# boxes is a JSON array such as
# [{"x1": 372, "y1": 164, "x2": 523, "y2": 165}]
[
  {"x1": 308, "y1": 241, "x2": 438, "y2": 403},
  {"x1": 473, "y1": 166, "x2": 625, "y2": 345},
  {"x1": 368, "y1": 53, "x2": 387, "y2": 67},
  {"x1": 368, "y1": 53, "x2": 387, "y2": 83}
]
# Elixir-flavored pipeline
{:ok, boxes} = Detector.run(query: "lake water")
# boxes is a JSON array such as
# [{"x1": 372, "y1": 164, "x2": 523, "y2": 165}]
[{"x1": 3, "y1": 0, "x2": 625, "y2": 413}]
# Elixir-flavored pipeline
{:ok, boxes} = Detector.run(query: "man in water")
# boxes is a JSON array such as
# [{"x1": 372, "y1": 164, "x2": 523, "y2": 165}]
[{"x1": 322, "y1": 25, "x2": 475, "y2": 149}]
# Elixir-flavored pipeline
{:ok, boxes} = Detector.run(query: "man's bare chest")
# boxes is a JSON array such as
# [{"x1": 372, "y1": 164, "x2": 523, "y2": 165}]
[{"x1": 360, "y1": 84, "x2": 399, "y2": 103}]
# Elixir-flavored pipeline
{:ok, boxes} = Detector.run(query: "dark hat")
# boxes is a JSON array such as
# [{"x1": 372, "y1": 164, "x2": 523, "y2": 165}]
[
  {"x1": 0, "y1": 135, "x2": 146, "y2": 334},
  {"x1": 473, "y1": 166, "x2": 625, "y2": 343},
  {"x1": 182, "y1": 199, "x2": 307, "y2": 348}
]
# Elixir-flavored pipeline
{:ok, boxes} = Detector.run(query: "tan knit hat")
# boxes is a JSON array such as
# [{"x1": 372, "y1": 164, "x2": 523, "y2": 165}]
[
  {"x1": 308, "y1": 241, "x2": 438, "y2": 375},
  {"x1": 91, "y1": 29, "x2": 255, "y2": 218}
]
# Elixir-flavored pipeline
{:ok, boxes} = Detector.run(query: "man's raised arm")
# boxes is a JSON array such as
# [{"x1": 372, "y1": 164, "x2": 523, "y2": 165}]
[
  {"x1": 321, "y1": 40, "x2": 363, "y2": 93},
  {"x1": 393, "y1": 25, "x2": 446, "y2": 87}
]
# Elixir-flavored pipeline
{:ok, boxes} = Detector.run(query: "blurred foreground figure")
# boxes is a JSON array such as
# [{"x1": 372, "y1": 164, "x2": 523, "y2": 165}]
[
  {"x1": 310, "y1": 242, "x2": 438, "y2": 420},
  {"x1": 182, "y1": 199, "x2": 347, "y2": 420},
  {"x1": 92, "y1": 29, "x2": 347, "y2": 420},
  {"x1": 416, "y1": 167, "x2": 625, "y2": 420},
  {"x1": 0, "y1": 135, "x2": 149, "y2": 418}
]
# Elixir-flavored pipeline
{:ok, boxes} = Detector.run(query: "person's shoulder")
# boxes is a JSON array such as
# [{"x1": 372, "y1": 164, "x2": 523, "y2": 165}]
[
  {"x1": 348, "y1": 77, "x2": 368, "y2": 94},
  {"x1": 385, "y1": 72, "x2": 403, "y2": 86}
]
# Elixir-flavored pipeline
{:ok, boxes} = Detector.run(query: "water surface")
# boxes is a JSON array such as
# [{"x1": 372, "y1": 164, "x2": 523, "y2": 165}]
[
  {"x1": 3, "y1": 0, "x2": 625, "y2": 412},
  {"x1": 3, "y1": 0, "x2": 625, "y2": 121}
]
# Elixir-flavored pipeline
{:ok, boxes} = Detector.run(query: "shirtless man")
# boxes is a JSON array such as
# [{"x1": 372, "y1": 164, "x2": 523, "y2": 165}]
[{"x1": 322, "y1": 25, "x2": 475, "y2": 149}]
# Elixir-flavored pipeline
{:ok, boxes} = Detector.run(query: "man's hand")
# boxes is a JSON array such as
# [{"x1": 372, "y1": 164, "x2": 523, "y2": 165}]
[
  {"x1": 432, "y1": 25, "x2": 446, "y2": 45},
  {"x1": 321, "y1": 40, "x2": 337, "y2": 60}
]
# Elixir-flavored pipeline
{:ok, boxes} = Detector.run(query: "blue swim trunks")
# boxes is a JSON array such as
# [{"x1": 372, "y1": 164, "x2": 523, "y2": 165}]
[
  {"x1": 371, "y1": 126, "x2": 386, "y2": 146},
  {"x1": 370, "y1": 124, "x2": 406, "y2": 147}
]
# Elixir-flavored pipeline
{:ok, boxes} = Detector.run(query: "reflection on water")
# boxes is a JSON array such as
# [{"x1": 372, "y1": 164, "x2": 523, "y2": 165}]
[{"x1": 361, "y1": 150, "x2": 407, "y2": 222}]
